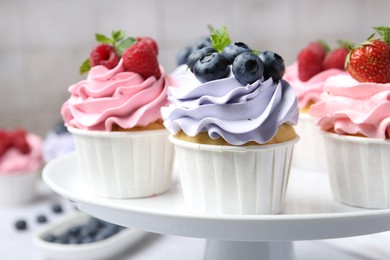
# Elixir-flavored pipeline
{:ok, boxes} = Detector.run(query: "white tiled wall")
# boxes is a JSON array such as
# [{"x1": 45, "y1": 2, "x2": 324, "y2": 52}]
[{"x1": 0, "y1": 0, "x2": 389, "y2": 137}]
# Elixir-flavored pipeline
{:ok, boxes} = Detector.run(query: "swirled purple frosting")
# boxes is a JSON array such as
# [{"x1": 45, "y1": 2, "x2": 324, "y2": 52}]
[{"x1": 161, "y1": 71, "x2": 299, "y2": 145}]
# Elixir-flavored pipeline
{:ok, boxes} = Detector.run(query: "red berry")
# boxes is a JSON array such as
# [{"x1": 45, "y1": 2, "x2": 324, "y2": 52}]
[
  {"x1": 137, "y1": 36, "x2": 159, "y2": 55},
  {"x1": 297, "y1": 41, "x2": 328, "y2": 81},
  {"x1": 122, "y1": 40, "x2": 161, "y2": 79},
  {"x1": 0, "y1": 130, "x2": 11, "y2": 157},
  {"x1": 89, "y1": 44, "x2": 120, "y2": 69},
  {"x1": 323, "y1": 48, "x2": 349, "y2": 70},
  {"x1": 10, "y1": 129, "x2": 31, "y2": 155},
  {"x1": 346, "y1": 39, "x2": 390, "y2": 83}
]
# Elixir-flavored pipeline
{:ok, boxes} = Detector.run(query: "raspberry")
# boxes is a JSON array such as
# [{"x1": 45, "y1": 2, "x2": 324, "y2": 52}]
[
  {"x1": 297, "y1": 41, "x2": 328, "y2": 81},
  {"x1": 0, "y1": 130, "x2": 11, "y2": 157},
  {"x1": 122, "y1": 40, "x2": 161, "y2": 79},
  {"x1": 137, "y1": 36, "x2": 159, "y2": 55},
  {"x1": 10, "y1": 129, "x2": 31, "y2": 154},
  {"x1": 89, "y1": 44, "x2": 120, "y2": 69},
  {"x1": 323, "y1": 48, "x2": 349, "y2": 71}
]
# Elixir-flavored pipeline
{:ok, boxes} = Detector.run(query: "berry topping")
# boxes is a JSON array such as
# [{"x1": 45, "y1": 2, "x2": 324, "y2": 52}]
[
  {"x1": 222, "y1": 42, "x2": 252, "y2": 64},
  {"x1": 122, "y1": 40, "x2": 161, "y2": 79},
  {"x1": 186, "y1": 47, "x2": 217, "y2": 72},
  {"x1": 297, "y1": 40, "x2": 329, "y2": 82},
  {"x1": 193, "y1": 52, "x2": 230, "y2": 83},
  {"x1": 193, "y1": 36, "x2": 212, "y2": 50},
  {"x1": 259, "y1": 50, "x2": 285, "y2": 82},
  {"x1": 10, "y1": 129, "x2": 31, "y2": 154},
  {"x1": 346, "y1": 26, "x2": 390, "y2": 83},
  {"x1": 177, "y1": 46, "x2": 193, "y2": 66},
  {"x1": 137, "y1": 36, "x2": 159, "y2": 55},
  {"x1": 80, "y1": 30, "x2": 137, "y2": 74},
  {"x1": 0, "y1": 130, "x2": 11, "y2": 157},
  {"x1": 232, "y1": 52, "x2": 264, "y2": 85},
  {"x1": 323, "y1": 46, "x2": 350, "y2": 71},
  {"x1": 0, "y1": 128, "x2": 31, "y2": 157},
  {"x1": 89, "y1": 44, "x2": 120, "y2": 70}
]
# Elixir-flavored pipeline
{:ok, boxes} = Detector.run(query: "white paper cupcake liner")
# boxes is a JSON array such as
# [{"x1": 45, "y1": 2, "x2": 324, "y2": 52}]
[
  {"x1": 292, "y1": 113, "x2": 326, "y2": 172},
  {"x1": 323, "y1": 132, "x2": 390, "y2": 209},
  {"x1": 169, "y1": 135, "x2": 299, "y2": 215},
  {"x1": 68, "y1": 127, "x2": 174, "y2": 199},
  {"x1": 0, "y1": 169, "x2": 40, "y2": 206}
]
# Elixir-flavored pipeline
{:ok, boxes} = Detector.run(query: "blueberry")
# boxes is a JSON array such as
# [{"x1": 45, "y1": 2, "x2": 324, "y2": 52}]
[
  {"x1": 222, "y1": 42, "x2": 252, "y2": 64},
  {"x1": 43, "y1": 234, "x2": 57, "y2": 242},
  {"x1": 193, "y1": 52, "x2": 230, "y2": 83},
  {"x1": 36, "y1": 214, "x2": 48, "y2": 224},
  {"x1": 15, "y1": 219, "x2": 27, "y2": 231},
  {"x1": 68, "y1": 225, "x2": 82, "y2": 236},
  {"x1": 186, "y1": 47, "x2": 217, "y2": 72},
  {"x1": 81, "y1": 235, "x2": 95, "y2": 244},
  {"x1": 56, "y1": 234, "x2": 71, "y2": 244},
  {"x1": 176, "y1": 46, "x2": 193, "y2": 66},
  {"x1": 232, "y1": 52, "x2": 264, "y2": 85},
  {"x1": 51, "y1": 203, "x2": 63, "y2": 214},
  {"x1": 54, "y1": 121, "x2": 68, "y2": 135},
  {"x1": 259, "y1": 51, "x2": 285, "y2": 82},
  {"x1": 193, "y1": 36, "x2": 211, "y2": 50}
]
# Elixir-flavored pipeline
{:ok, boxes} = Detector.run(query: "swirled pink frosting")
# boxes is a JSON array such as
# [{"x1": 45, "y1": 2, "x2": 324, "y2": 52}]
[
  {"x1": 284, "y1": 62, "x2": 346, "y2": 109},
  {"x1": 0, "y1": 134, "x2": 43, "y2": 174},
  {"x1": 61, "y1": 59, "x2": 171, "y2": 131},
  {"x1": 310, "y1": 75, "x2": 390, "y2": 139}
]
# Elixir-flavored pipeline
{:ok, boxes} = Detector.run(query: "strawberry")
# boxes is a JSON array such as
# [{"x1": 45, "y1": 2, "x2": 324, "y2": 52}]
[
  {"x1": 10, "y1": 129, "x2": 31, "y2": 155},
  {"x1": 137, "y1": 36, "x2": 159, "y2": 55},
  {"x1": 89, "y1": 44, "x2": 120, "y2": 69},
  {"x1": 297, "y1": 41, "x2": 329, "y2": 82},
  {"x1": 122, "y1": 40, "x2": 161, "y2": 79},
  {"x1": 323, "y1": 47, "x2": 349, "y2": 70},
  {"x1": 346, "y1": 27, "x2": 390, "y2": 84}
]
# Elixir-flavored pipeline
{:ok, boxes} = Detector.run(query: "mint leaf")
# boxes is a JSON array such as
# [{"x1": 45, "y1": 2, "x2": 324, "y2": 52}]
[
  {"x1": 210, "y1": 26, "x2": 232, "y2": 52},
  {"x1": 95, "y1": 33, "x2": 114, "y2": 44},
  {"x1": 374, "y1": 26, "x2": 390, "y2": 45},
  {"x1": 115, "y1": 37, "x2": 137, "y2": 56},
  {"x1": 252, "y1": 49, "x2": 260, "y2": 55},
  {"x1": 112, "y1": 30, "x2": 125, "y2": 42},
  {"x1": 79, "y1": 58, "x2": 91, "y2": 75}
]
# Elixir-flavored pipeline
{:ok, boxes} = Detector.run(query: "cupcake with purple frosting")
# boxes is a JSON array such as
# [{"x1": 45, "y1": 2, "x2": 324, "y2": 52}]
[
  {"x1": 162, "y1": 27, "x2": 299, "y2": 215},
  {"x1": 43, "y1": 121, "x2": 75, "y2": 162}
]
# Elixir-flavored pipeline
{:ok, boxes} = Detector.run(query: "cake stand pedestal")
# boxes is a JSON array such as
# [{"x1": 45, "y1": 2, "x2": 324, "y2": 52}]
[{"x1": 43, "y1": 153, "x2": 390, "y2": 260}]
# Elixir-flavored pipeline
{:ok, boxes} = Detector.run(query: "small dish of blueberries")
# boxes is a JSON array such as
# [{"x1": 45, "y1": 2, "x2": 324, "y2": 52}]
[{"x1": 33, "y1": 212, "x2": 146, "y2": 260}]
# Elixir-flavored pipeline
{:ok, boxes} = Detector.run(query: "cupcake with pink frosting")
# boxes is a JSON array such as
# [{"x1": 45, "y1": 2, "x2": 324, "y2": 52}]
[
  {"x1": 162, "y1": 27, "x2": 299, "y2": 215},
  {"x1": 61, "y1": 30, "x2": 174, "y2": 199},
  {"x1": 310, "y1": 27, "x2": 390, "y2": 209},
  {"x1": 0, "y1": 129, "x2": 43, "y2": 206},
  {"x1": 284, "y1": 41, "x2": 348, "y2": 171}
]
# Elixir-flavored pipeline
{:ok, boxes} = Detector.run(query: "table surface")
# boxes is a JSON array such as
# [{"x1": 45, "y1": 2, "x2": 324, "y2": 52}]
[{"x1": 2, "y1": 180, "x2": 390, "y2": 260}]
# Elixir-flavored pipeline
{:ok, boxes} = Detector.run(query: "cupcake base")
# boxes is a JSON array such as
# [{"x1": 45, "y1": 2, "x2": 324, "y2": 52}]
[
  {"x1": 68, "y1": 127, "x2": 174, "y2": 199},
  {"x1": 323, "y1": 132, "x2": 390, "y2": 209},
  {"x1": 0, "y1": 169, "x2": 40, "y2": 206},
  {"x1": 170, "y1": 135, "x2": 299, "y2": 215}
]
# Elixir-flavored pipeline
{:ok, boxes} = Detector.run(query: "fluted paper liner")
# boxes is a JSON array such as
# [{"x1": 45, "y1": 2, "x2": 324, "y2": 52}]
[
  {"x1": 0, "y1": 169, "x2": 40, "y2": 206},
  {"x1": 68, "y1": 127, "x2": 174, "y2": 199},
  {"x1": 293, "y1": 113, "x2": 326, "y2": 172},
  {"x1": 323, "y1": 132, "x2": 390, "y2": 209},
  {"x1": 169, "y1": 135, "x2": 299, "y2": 215}
]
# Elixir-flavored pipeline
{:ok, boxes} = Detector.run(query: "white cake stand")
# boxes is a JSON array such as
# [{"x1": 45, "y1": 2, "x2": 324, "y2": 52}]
[{"x1": 43, "y1": 153, "x2": 390, "y2": 260}]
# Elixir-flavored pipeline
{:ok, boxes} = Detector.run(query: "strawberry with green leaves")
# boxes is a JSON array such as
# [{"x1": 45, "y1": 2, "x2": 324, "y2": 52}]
[
  {"x1": 346, "y1": 26, "x2": 390, "y2": 84},
  {"x1": 323, "y1": 40, "x2": 351, "y2": 71}
]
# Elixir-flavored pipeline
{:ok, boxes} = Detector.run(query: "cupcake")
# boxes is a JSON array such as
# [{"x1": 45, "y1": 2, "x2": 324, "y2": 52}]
[
  {"x1": 284, "y1": 41, "x2": 348, "y2": 171},
  {"x1": 310, "y1": 27, "x2": 390, "y2": 209},
  {"x1": 0, "y1": 128, "x2": 43, "y2": 206},
  {"x1": 162, "y1": 26, "x2": 299, "y2": 215},
  {"x1": 61, "y1": 30, "x2": 175, "y2": 199},
  {"x1": 42, "y1": 121, "x2": 75, "y2": 162}
]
